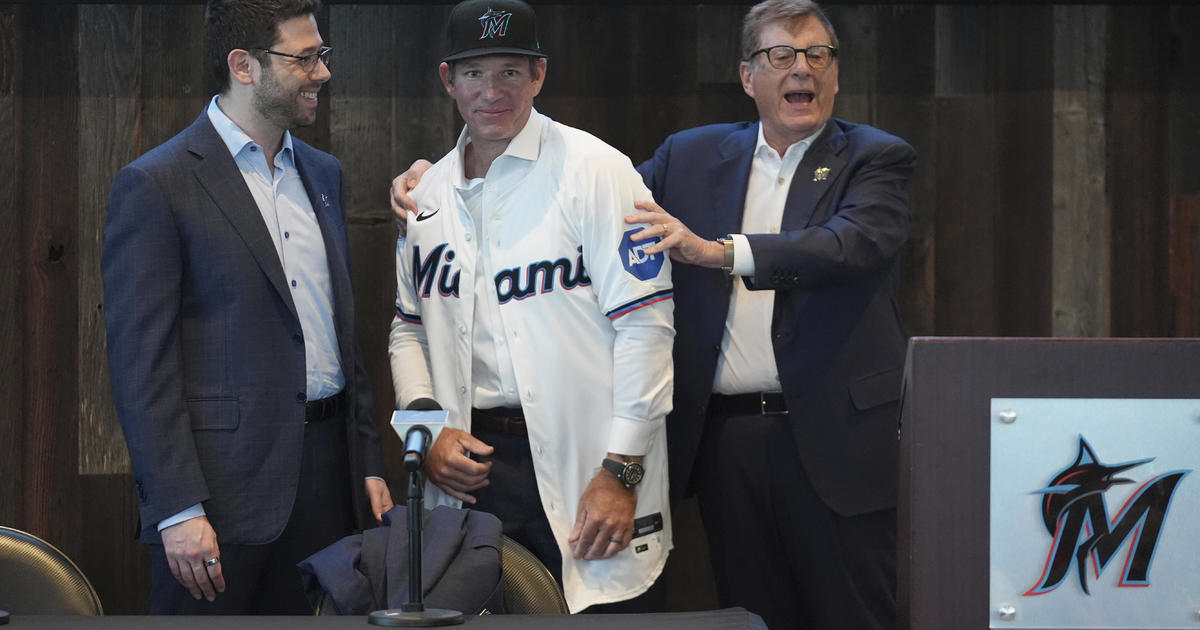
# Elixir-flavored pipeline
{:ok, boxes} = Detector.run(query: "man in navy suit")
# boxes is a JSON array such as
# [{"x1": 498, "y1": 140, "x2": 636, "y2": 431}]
[
  {"x1": 102, "y1": 0, "x2": 392, "y2": 614},
  {"x1": 626, "y1": 1, "x2": 913, "y2": 628}
]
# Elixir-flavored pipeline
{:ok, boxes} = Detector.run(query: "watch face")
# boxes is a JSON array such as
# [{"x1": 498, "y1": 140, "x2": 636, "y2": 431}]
[{"x1": 622, "y1": 462, "x2": 645, "y2": 487}]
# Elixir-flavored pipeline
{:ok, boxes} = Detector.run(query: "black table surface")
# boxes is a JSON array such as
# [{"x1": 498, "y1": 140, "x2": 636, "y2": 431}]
[{"x1": 1, "y1": 608, "x2": 766, "y2": 629}]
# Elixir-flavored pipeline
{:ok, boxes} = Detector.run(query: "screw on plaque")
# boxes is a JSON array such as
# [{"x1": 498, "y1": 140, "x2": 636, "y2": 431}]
[{"x1": 998, "y1": 408, "x2": 1017, "y2": 424}]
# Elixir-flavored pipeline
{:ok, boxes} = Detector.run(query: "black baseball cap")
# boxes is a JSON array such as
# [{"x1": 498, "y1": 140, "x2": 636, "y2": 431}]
[{"x1": 442, "y1": 0, "x2": 547, "y2": 63}]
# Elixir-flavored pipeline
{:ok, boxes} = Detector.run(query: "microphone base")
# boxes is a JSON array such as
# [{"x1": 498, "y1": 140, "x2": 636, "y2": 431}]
[{"x1": 367, "y1": 608, "x2": 464, "y2": 627}]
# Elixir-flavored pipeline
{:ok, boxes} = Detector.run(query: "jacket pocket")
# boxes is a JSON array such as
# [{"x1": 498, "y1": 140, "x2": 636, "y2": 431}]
[
  {"x1": 186, "y1": 398, "x2": 240, "y2": 430},
  {"x1": 848, "y1": 368, "x2": 901, "y2": 411}
]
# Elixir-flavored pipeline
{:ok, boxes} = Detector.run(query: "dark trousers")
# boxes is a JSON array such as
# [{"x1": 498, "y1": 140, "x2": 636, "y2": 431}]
[
  {"x1": 697, "y1": 406, "x2": 896, "y2": 630},
  {"x1": 471, "y1": 425, "x2": 665, "y2": 613},
  {"x1": 150, "y1": 416, "x2": 355, "y2": 614}
]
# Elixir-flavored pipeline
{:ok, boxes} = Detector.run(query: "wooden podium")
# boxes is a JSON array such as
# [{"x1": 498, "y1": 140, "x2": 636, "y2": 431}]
[{"x1": 897, "y1": 337, "x2": 1200, "y2": 630}]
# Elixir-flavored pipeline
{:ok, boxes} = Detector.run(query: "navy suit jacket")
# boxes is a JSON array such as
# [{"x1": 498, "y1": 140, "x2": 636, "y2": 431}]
[
  {"x1": 638, "y1": 118, "x2": 915, "y2": 516},
  {"x1": 103, "y1": 113, "x2": 386, "y2": 543}
]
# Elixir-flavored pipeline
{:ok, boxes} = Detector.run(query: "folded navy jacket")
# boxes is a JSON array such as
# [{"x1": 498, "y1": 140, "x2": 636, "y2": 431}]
[{"x1": 298, "y1": 504, "x2": 504, "y2": 615}]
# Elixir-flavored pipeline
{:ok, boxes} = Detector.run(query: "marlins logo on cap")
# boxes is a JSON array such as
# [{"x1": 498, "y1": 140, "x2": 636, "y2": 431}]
[{"x1": 442, "y1": 0, "x2": 547, "y2": 62}]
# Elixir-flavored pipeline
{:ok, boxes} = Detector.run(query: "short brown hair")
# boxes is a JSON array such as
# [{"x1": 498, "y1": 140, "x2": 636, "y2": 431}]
[{"x1": 204, "y1": 0, "x2": 322, "y2": 93}]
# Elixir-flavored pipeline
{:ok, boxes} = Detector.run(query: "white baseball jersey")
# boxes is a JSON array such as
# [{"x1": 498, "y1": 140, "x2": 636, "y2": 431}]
[{"x1": 388, "y1": 110, "x2": 674, "y2": 611}]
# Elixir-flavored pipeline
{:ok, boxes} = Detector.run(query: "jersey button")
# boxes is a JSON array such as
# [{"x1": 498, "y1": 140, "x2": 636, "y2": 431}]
[{"x1": 465, "y1": 233, "x2": 472, "y2": 241}]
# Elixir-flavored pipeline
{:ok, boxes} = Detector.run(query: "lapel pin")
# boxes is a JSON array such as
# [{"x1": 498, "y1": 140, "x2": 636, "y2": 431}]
[
  {"x1": 813, "y1": 167, "x2": 830, "y2": 182},
  {"x1": 320, "y1": 193, "x2": 330, "y2": 208}
]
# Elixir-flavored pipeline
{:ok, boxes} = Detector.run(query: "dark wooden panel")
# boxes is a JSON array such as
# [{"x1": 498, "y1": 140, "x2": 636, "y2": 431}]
[
  {"x1": 140, "y1": 4, "x2": 206, "y2": 151},
  {"x1": 78, "y1": 474, "x2": 151, "y2": 614},
  {"x1": 873, "y1": 5, "x2": 936, "y2": 337},
  {"x1": 381, "y1": 5, "x2": 457, "y2": 177},
  {"x1": 1168, "y1": 6, "x2": 1200, "y2": 197},
  {"x1": 19, "y1": 1, "x2": 83, "y2": 562},
  {"x1": 78, "y1": 4, "x2": 140, "y2": 475},
  {"x1": 1168, "y1": 194, "x2": 1199, "y2": 336},
  {"x1": 933, "y1": 6, "x2": 997, "y2": 336},
  {"x1": 1107, "y1": 5, "x2": 1170, "y2": 337},
  {"x1": 0, "y1": 5, "x2": 24, "y2": 528},
  {"x1": 330, "y1": 4, "x2": 403, "y2": 222},
  {"x1": 1050, "y1": 5, "x2": 1110, "y2": 337},
  {"x1": 992, "y1": 6, "x2": 1053, "y2": 336}
]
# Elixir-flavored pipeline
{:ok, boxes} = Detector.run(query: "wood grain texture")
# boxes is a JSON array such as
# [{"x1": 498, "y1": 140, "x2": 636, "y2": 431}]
[
  {"x1": 78, "y1": 4, "x2": 141, "y2": 475},
  {"x1": 1107, "y1": 5, "x2": 1170, "y2": 337},
  {"x1": 872, "y1": 5, "x2": 936, "y2": 336},
  {"x1": 1168, "y1": 194, "x2": 1198, "y2": 336},
  {"x1": 1051, "y1": 5, "x2": 1109, "y2": 337},
  {"x1": 19, "y1": 0, "x2": 83, "y2": 566},
  {"x1": 933, "y1": 6, "x2": 997, "y2": 335},
  {"x1": 992, "y1": 6, "x2": 1053, "y2": 336},
  {"x1": 0, "y1": 5, "x2": 24, "y2": 529}
]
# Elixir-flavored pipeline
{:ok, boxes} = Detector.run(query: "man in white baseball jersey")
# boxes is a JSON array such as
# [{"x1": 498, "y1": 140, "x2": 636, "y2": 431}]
[{"x1": 387, "y1": 0, "x2": 674, "y2": 613}]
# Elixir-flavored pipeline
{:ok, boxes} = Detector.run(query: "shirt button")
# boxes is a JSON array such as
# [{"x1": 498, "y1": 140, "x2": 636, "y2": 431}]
[
  {"x1": 250, "y1": 146, "x2": 258, "y2": 152},
  {"x1": 284, "y1": 231, "x2": 290, "y2": 239},
  {"x1": 777, "y1": 177, "x2": 784, "y2": 185},
  {"x1": 459, "y1": 324, "x2": 467, "y2": 334},
  {"x1": 465, "y1": 233, "x2": 472, "y2": 241},
  {"x1": 291, "y1": 279, "x2": 297, "y2": 288}
]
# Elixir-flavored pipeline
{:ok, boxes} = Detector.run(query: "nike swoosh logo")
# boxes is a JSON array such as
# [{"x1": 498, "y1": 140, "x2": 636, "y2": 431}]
[{"x1": 415, "y1": 207, "x2": 440, "y2": 222}]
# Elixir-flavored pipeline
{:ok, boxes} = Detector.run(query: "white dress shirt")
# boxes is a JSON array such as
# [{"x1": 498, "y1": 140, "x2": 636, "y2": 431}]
[{"x1": 713, "y1": 123, "x2": 824, "y2": 395}]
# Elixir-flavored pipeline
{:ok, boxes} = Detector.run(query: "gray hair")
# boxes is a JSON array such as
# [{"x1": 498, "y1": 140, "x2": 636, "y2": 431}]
[{"x1": 741, "y1": 0, "x2": 839, "y2": 62}]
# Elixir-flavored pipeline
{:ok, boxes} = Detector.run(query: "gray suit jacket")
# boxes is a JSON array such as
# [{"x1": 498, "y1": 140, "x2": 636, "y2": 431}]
[{"x1": 103, "y1": 113, "x2": 385, "y2": 543}]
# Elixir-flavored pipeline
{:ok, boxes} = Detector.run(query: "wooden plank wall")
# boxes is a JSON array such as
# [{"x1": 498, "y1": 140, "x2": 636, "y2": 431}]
[{"x1": 0, "y1": 2, "x2": 1197, "y2": 615}]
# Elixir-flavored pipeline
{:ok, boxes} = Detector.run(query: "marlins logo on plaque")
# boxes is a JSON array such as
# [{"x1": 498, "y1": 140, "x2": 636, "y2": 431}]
[{"x1": 1024, "y1": 437, "x2": 1189, "y2": 596}]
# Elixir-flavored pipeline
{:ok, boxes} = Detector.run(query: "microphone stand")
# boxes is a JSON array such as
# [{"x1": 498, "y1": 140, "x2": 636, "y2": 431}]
[{"x1": 368, "y1": 426, "x2": 463, "y2": 627}]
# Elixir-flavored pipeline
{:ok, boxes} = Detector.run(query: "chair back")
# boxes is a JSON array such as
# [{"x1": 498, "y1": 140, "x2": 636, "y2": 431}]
[
  {"x1": 0, "y1": 526, "x2": 103, "y2": 615},
  {"x1": 499, "y1": 535, "x2": 568, "y2": 614}
]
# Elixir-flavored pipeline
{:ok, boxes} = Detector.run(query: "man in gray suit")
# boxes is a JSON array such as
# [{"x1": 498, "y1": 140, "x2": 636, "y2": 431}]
[{"x1": 102, "y1": 0, "x2": 392, "y2": 614}]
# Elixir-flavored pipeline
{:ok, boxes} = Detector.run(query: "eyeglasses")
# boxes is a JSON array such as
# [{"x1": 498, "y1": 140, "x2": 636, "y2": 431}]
[
  {"x1": 252, "y1": 45, "x2": 333, "y2": 72},
  {"x1": 747, "y1": 44, "x2": 838, "y2": 71}
]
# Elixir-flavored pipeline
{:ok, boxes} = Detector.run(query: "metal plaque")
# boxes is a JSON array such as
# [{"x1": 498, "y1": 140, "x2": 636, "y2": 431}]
[{"x1": 990, "y1": 398, "x2": 1200, "y2": 629}]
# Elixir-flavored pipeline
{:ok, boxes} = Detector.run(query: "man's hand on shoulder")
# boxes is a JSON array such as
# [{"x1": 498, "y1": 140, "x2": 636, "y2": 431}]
[
  {"x1": 389, "y1": 159, "x2": 434, "y2": 236},
  {"x1": 161, "y1": 516, "x2": 225, "y2": 602},
  {"x1": 626, "y1": 199, "x2": 723, "y2": 268}
]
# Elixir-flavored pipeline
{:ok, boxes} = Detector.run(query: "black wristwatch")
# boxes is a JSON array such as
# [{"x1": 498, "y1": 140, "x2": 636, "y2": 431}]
[{"x1": 601, "y1": 458, "x2": 645, "y2": 489}]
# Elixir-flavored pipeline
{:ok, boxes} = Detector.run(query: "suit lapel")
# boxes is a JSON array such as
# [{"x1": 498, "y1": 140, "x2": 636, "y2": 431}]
[
  {"x1": 188, "y1": 116, "x2": 299, "y2": 322},
  {"x1": 781, "y1": 122, "x2": 848, "y2": 231},
  {"x1": 294, "y1": 145, "x2": 355, "y2": 366},
  {"x1": 709, "y1": 124, "x2": 758, "y2": 238}
]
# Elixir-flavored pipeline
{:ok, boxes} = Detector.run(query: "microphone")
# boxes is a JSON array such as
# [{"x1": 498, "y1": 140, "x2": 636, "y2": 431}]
[
  {"x1": 393, "y1": 399, "x2": 447, "y2": 473},
  {"x1": 403, "y1": 425, "x2": 432, "y2": 472}
]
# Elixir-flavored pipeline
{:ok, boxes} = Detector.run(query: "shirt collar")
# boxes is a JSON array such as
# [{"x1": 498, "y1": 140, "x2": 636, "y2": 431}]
[
  {"x1": 206, "y1": 95, "x2": 294, "y2": 165},
  {"x1": 754, "y1": 122, "x2": 825, "y2": 163},
  {"x1": 453, "y1": 108, "x2": 546, "y2": 185}
]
